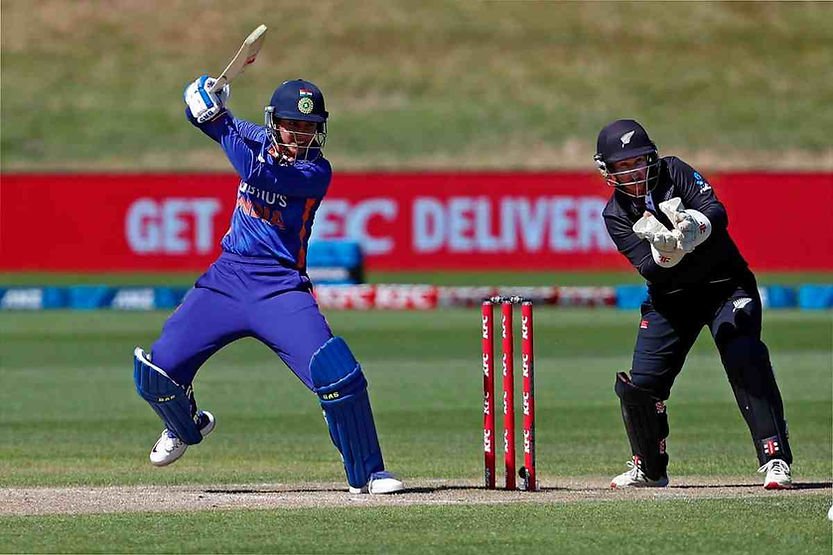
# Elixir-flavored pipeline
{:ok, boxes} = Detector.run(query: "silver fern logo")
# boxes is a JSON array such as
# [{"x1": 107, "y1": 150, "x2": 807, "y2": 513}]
[
  {"x1": 620, "y1": 130, "x2": 635, "y2": 147},
  {"x1": 732, "y1": 298, "x2": 753, "y2": 312}
]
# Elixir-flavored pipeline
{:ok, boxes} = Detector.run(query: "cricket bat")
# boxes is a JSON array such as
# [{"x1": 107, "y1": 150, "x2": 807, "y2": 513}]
[{"x1": 207, "y1": 24, "x2": 268, "y2": 93}]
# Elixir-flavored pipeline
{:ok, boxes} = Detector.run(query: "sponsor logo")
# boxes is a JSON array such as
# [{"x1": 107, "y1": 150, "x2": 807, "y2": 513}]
[
  {"x1": 238, "y1": 182, "x2": 288, "y2": 207},
  {"x1": 640, "y1": 319, "x2": 649, "y2": 329},
  {"x1": 315, "y1": 195, "x2": 616, "y2": 257},
  {"x1": 1, "y1": 289, "x2": 44, "y2": 310},
  {"x1": 482, "y1": 315, "x2": 490, "y2": 339},
  {"x1": 321, "y1": 392, "x2": 340, "y2": 400},
  {"x1": 126, "y1": 198, "x2": 221, "y2": 255},
  {"x1": 482, "y1": 353, "x2": 490, "y2": 376},
  {"x1": 522, "y1": 353, "x2": 531, "y2": 378},
  {"x1": 523, "y1": 429, "x2": 533, "y2": 453},
  {"x1": 111, "y1": 288, "x2": 155, "y2": 310},
  {"x1": 483, "y1": 429, "x2": 492, "y2": 453},
  {"x1": 483, "y1": 391, "x2": 491, "y2": 415},
  {"x1": 693, "y1": 172, "x2": 712, "y2": 193},
  {"x1": 522, "y1": 391, "x2": 531, "y2": 416},
  {"x1": 763, "y1": 437, "x2": 781, "y2": 456}
]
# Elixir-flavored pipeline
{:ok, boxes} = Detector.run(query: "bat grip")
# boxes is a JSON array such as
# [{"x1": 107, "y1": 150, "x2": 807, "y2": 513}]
[{"x1": 206, "y1": 77, "x2": 226, "y2": 94}]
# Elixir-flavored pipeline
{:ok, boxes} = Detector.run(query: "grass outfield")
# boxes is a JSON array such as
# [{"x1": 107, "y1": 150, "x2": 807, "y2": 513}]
[
  {"x1": 2, "y1": 498, "x2": 830, "y2": 553},
  {"x1": 0, "y1": 308, "x2": 830, "y2": 551}
]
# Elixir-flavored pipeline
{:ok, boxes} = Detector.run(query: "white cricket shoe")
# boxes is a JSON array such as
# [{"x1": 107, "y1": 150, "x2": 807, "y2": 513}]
[
  {"x1": 149, "y1": 411, "x2": 215, "y2": 467},
  {"x1": 348, "y1": 471, "x2": 405, "y2": 494},
  {"x1": 758, "y1": 459, "x2": 792, "y2": 490},
  {"x1": 610, "y1": 457, "x2": 669, "y2": 488}
]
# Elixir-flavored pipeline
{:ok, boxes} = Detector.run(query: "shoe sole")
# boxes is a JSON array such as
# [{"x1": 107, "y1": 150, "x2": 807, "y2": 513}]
[
  {"x1": 369, "y1": 481, "x2": 405, "y2": 494},
  {"x1": 348, "y1": 479, "x2": 405, "y2": 495}
]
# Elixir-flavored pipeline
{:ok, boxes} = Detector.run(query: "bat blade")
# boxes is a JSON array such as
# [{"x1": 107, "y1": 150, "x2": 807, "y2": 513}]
[{"x1": 207, "y1": 24, "x2": 268, "y2": 93}]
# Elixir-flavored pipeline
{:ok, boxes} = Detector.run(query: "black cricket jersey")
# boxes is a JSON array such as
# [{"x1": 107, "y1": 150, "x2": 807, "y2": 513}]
[{"x1": 602, "y1": 156, "x2": 750, "y2": 296}]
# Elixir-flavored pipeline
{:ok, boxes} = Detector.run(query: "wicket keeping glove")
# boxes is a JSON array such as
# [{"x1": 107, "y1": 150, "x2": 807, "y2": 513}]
[
  {"x1": 632, "y1": 212, "x2": 686, "y2": 268},
  {"x1": 658, "y1": 197, "x2": 712, "y2": 253},
  {"x1": 184, "y1": 75, "x2": 230, "y2": 124}
]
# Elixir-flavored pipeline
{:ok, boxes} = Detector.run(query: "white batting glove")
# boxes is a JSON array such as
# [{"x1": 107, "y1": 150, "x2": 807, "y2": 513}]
[
  {"x1": 658, "y1": 198, "x2": 712, "y2": 253},
  {"x1": 184, "y1": 75, "x2": 230, "y2": 124}
]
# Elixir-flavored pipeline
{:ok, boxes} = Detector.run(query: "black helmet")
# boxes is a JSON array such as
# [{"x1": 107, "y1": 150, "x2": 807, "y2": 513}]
[
  {"x1": 264, "y1": 79, "x2": 328, "y2": 163},
  {"x1": 593, "y1": 119, "x2": 660, "y2": 198}
]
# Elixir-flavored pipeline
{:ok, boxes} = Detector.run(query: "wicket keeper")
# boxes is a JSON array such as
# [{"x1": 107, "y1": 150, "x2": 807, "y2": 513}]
[
  {"x1": 132, "y1": 76, "x2": 404, "y2": 495},
  {"x1": 595, "y1": 119, "x2": 793, "y2": 489}
]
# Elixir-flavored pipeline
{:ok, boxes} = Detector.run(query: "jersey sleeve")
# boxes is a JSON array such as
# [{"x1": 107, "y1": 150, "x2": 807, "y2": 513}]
[
  {"x1": 665, "y1": 157, "x2": 728, "y2": 232},
  {"x1": 187, "y1": 111, "x2": 330, "y2": 198}
]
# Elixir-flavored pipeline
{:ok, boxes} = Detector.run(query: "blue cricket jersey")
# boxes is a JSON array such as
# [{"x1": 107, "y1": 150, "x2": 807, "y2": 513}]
[{"x1": 188, "y1": 109, "x2": 331, "y2": 272}]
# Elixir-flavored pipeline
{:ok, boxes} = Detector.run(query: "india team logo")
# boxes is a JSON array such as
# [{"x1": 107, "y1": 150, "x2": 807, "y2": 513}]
[{"x1": 298, "y1": 97, "x2": 314, "y2": 114}]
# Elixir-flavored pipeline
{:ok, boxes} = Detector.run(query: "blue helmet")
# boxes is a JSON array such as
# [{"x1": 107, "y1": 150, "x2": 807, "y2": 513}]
[{"x1": 264, "y1": 79, "x2": 328, "y2": 163}]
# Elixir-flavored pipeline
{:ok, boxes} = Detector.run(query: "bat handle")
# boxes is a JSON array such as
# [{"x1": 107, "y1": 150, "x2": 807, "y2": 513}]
[{"x1": 206, "y1": 76, "x2": 227, "y2": 94}]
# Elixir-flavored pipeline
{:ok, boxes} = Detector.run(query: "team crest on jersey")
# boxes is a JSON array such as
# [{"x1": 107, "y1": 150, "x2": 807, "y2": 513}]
[
  {"x1": 732, "y1": 297, "x2": 753, "y2": 313},
  {"x1": 298, "y1": 97, "x2": 314, "y2": 114}
]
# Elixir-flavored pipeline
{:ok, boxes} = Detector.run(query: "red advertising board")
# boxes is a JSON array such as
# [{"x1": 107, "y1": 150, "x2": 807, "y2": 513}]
[{"x1": 1, "y1": 172, "x2": 831, "y2": 271}]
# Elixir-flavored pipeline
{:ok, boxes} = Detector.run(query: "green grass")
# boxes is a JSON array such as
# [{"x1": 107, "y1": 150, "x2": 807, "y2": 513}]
[
  {"x1": 2, "y1": 497, "x2": 830, "y2": 554},
  {"x1": 3, "y1": 1, "x2": 832, "y2": 171},
  {"x1": 1, "y1": 307, "x2": 831, "y2": 552},
  {"x1": 1, "y1": 309, "x2": 829, "y2": 487}
]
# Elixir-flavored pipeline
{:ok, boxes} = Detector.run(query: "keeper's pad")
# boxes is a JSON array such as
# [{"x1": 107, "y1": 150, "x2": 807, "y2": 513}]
[
  {"x1": 310, "y1": 337, "x2": 384, "y2": 489},
  {"x1": 133, "y1": 347, "x2": 203, "y2": 445},
  {"x1": 720, "y1": 335, "x2": 792, "y2": 465},
  {"x1": 615, "y1": 372, "x2": 669, "y2": 480}
]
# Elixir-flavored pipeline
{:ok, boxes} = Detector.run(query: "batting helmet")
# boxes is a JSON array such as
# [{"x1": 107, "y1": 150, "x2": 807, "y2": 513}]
[
  {"x1": 264, "y1": 79, "x2": 328, "y2": 163},
  {"x1": 593, "y1": 119, "x2": 660, "y2": 198}
]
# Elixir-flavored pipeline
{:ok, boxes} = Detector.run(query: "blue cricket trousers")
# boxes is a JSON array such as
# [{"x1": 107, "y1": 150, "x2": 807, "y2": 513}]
[{"x1": 150, "y1": 252, "x2": 333, "y2": 390}]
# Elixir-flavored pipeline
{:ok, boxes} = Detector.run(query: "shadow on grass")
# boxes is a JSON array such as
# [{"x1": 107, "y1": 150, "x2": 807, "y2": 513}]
[{"x1": 204, "y1": 480, "x2": 831, "y2": 496}]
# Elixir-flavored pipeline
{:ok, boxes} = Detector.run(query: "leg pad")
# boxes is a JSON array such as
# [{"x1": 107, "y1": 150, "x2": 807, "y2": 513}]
[
  {"x1": 720, "y1": 335, "x2": 792, "y2": 465},
  {"x1": 615, "y1": 372, "x2": 669, "y2": 480},
  {"x1": 311, "y1": 337, "x2": 384, "y2": 489},
  {"x1": 133, "y1": 347, "x2": 202, "y2": 445}
]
